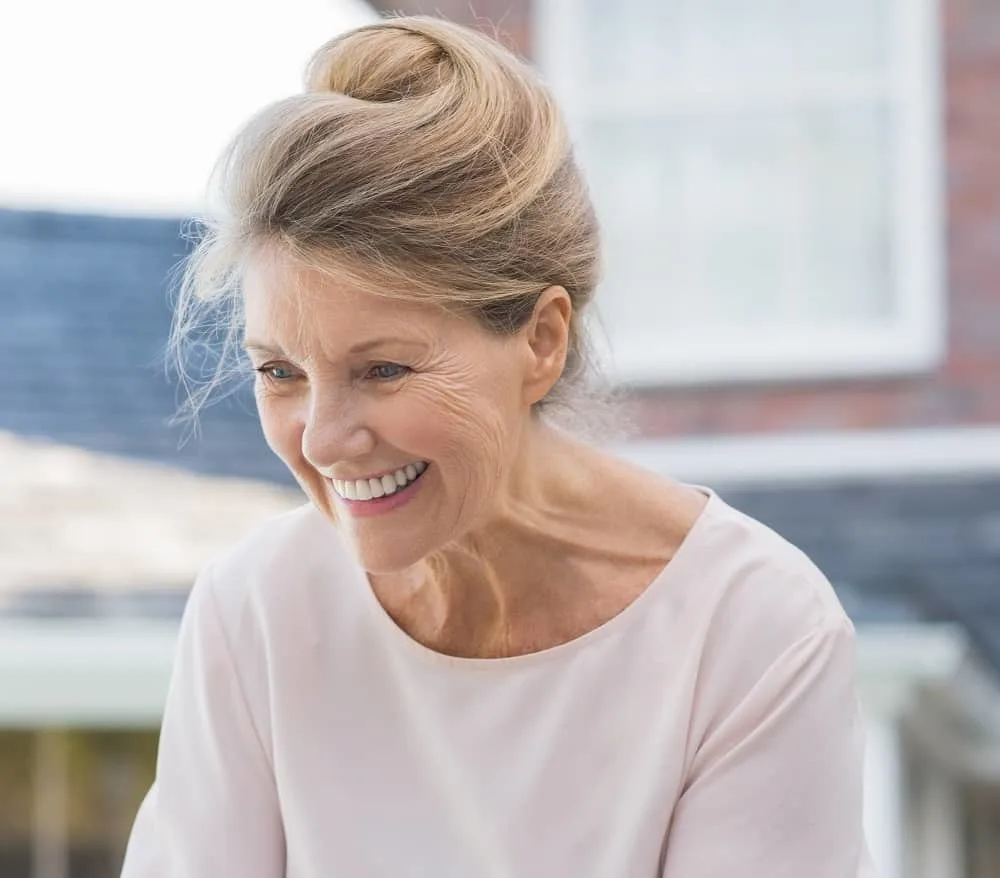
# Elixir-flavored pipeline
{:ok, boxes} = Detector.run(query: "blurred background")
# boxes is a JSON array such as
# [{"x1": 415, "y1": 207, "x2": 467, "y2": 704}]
[{"x1": 1, "y1": 1, "x2": 998, "y2": 876}]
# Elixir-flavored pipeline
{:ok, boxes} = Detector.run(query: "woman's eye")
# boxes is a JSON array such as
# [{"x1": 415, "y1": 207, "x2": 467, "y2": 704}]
[
  {"x1": 256, "y1": 363, "x2": 296, "y2": 382},
  {"x1": 366, "y1": 363, "x2": 410, "y2": 382}
]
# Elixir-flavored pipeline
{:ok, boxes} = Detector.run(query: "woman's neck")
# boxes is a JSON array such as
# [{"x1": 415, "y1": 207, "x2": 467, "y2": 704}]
[{"x1": 368, "y1": 425, "x2": 705, "y2": 659}]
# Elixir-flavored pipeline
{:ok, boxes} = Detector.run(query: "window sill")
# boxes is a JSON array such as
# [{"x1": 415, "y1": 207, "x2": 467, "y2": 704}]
[{"x1": 600, "y1": 321, "x2": 945, "y2": 388}]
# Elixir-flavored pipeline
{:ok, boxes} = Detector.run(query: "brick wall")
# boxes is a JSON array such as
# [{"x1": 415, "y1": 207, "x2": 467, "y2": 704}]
[{"x1": 371, "y1": 0, "x2": 1000, "y2": 437}]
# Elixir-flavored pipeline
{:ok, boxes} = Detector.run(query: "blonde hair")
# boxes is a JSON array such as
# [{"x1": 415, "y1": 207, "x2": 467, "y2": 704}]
[{"x1": 172, "y1": 15, "x2": 619, "y2": 435}]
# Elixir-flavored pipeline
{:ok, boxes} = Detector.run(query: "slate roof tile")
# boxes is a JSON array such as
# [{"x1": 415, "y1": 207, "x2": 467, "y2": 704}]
[{"x1": 0, "y1": 207, "x2": 290, "y2": 484}]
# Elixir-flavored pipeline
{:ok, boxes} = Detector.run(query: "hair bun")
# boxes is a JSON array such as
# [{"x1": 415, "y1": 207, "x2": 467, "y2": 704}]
[
  {"x1": 297, "y1": 16, "x2": 569, "y2": 238},
  {"x1": 304, "y1": 18, "x2": 474, "y2": 104}
]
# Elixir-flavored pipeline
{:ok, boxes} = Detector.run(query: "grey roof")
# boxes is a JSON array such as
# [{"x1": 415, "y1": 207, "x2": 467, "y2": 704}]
[
  {"x1": 0, "y1": 207, "x2": 290, "y2": 484},
  {"x1": 722, "y1": 479, "x2": 1000, "y2": 672}
]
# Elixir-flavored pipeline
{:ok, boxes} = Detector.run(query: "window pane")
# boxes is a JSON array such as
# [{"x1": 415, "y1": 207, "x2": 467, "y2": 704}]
[
  {"x1": 578, "y1": 0, "x2": 689, "y2": 89},
  {"x1": 693, "y1": 0, "x2": 889, "y2": 81},
  {"x1": 578, "y1": 0, "x2": 889, "y2": 88},
  {"x1": 797, "y1": 107, "x2": 896, "y2": 323},
  {"x1": 578, "y1": 103, "x2": 894, "y2": 339}
]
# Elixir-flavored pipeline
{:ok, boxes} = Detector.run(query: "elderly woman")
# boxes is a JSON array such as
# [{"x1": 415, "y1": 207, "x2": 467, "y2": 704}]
[{"x1": 122, "y1": 16, "x2": 873, "y2": 878}]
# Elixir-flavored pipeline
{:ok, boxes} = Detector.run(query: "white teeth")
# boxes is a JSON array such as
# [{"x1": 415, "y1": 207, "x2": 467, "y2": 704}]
[{"x1": 331, "y1": 462, "x2": 428, "y2": 502}]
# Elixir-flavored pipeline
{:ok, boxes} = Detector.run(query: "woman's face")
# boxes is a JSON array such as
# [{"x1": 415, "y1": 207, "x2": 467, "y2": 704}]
[{"x1": 241, "y1": 251, "x2": 567, "y2": 573}]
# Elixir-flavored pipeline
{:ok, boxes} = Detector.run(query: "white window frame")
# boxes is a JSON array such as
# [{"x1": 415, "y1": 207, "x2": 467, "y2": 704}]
[{"x1": 534, "y1": 0, "x2": 946, "y2": 386}]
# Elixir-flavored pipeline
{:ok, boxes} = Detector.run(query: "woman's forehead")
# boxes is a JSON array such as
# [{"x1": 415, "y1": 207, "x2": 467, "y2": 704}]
[
  {"x1": 244, "y1": 248, "x2": 366, "y2": 306},
  {"x1": 241, "y1": 251, "x2": 459, "y2": 356},
  {"x1": 246, "y1": 252, "x2": 408, "y2": 317}
]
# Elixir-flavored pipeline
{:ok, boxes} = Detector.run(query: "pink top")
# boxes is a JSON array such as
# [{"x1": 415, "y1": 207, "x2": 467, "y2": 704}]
[{"x1": 121, "y1": 489, "x2": 875, "y2": 877}]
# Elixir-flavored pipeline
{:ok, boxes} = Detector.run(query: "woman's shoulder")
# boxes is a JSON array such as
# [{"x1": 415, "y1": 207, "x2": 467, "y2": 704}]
[
  {"x1": 598, "y1": 449, "x2": 846, "y2": 630},
  {"x1": 689, "y1": 489, "x2": 849, "y2": 631},
  {"x1": 656, "y1": 491, "x2": 862, "y2": 772},
  {"x1": 663, "y1": 488, "x2": 856, "y2": 701},
  {"x1": 590, "y1": 449, "x2": 849, "y2": 643}
]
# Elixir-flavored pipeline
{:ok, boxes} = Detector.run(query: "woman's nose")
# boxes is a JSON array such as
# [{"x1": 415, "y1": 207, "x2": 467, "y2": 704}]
[{"x1": 300, "y1": 390, "x2": 375, "y2": 472}]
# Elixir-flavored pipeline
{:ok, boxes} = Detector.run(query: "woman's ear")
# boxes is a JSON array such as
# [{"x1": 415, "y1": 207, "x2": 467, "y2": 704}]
[{"x1": 521, "y1": 286, "x2": 572, "y2": 405}]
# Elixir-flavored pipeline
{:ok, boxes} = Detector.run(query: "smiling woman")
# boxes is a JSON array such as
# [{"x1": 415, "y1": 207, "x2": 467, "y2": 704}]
[{"x1": 122, "y1": 15, "x2": 874, "y2": 878}]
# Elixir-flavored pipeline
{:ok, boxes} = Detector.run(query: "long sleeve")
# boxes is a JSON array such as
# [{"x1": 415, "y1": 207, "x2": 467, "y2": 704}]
[
  {"x1": 120, "y1": 566, "x2": 285, "y2": 877},
  {"x1": 661, "y1": 619, "x2": 876, "y2": 878}
]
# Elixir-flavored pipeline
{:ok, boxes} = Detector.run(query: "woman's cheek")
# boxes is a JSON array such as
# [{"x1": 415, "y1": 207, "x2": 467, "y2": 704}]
[
  {"x1": 256, "y1": 395, "x2": 304, "y2": 462},
  {"x1": 403, "y1": 380, "x2": 503, "y2": 458}
]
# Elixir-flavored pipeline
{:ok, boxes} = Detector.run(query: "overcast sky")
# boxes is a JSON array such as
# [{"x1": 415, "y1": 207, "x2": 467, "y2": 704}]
[{"x1": 0, "y1": 0, "x2": 376, "y2": 217}]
